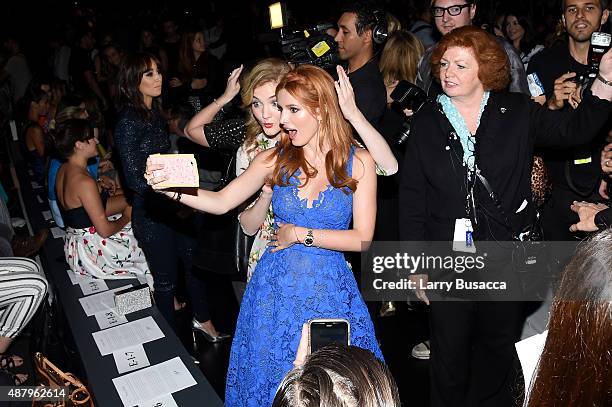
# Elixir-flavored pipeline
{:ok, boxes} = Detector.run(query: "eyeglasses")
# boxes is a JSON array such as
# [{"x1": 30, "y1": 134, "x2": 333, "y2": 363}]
[{"x1": 431, "y1": 4, "x2": 472, "y2": 18}]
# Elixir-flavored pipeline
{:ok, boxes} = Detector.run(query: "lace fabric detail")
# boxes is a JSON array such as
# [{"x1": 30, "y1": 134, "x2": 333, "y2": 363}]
[{"x1": 225, "y1": 147, "x2": 383, "y2": 406}]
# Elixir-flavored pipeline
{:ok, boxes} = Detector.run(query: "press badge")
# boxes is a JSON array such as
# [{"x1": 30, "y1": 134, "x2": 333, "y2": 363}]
[{"x1": 453, "y1": 218, "x2": 476, "y2": 253}]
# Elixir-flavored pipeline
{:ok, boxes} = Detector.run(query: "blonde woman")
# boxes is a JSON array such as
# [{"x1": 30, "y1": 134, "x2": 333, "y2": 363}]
[{"x1": 379, "y1": 29, "x2": 424, "y2": 104}]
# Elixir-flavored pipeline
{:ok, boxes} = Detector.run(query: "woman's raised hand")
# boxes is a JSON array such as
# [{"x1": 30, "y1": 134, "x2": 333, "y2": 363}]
[
  {"x1": 144, "y1": 157, "x2": 168, "y2": 189},
  {"x1": 334, "y1": 65, "x2": 362, "y2": 123},
  {"x1": 218, "y1": 65, "x2": 244, "y2": 105}
]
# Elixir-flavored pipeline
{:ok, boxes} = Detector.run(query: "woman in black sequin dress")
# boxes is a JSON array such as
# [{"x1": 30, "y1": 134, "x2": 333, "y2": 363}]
[{"x1": 114, "y1": 53, "x2": 228, "y2": 340}]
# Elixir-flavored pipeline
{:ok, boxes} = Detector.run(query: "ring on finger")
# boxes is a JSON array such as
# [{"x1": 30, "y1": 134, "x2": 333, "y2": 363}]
[{"x1": 606, "y1": 160, "x2": 610, "y2": 167}]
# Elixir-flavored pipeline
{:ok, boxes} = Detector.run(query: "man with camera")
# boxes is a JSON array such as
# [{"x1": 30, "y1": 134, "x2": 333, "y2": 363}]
[
  {"x1": 334, "y1": 1, "x2": 387, "y2": 127},
  {"x1": 416, "y1": 0, "x2": 529, "y2": 97},
  {"x1": 527, "y1": 0, "x2": 610, "y2": 242}
]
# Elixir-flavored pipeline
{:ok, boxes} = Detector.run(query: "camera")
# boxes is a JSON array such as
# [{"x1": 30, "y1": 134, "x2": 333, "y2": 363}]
[
  {"x1": 268, "y1": 3, "x2": 339, "y2": 70},
  {"x1": 279, "y1": 24, "x2": 340, "y2": 70},
  {"x1": 389, "y1": 80, "x2": 428, "y2": 146},
  {"x1": 588, "y1": 32, "x2": 611, "y2": 78}
]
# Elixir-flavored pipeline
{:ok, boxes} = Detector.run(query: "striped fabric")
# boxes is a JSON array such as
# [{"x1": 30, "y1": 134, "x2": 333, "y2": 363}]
[{"x1": 0, "y1": 258, "x2": 47, "y2": 338}]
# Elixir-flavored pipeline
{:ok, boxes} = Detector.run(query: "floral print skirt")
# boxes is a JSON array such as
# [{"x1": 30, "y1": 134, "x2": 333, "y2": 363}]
[{"x1": 64, "y1": 222, "x2": 151, "y2": 283}]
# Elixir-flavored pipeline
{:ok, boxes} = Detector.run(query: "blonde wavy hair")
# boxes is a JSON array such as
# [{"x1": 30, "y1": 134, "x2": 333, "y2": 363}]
[
  {"x1": 239, "y1": 58, "x2": 290, "y2": 155},
  {"x1": 379, "y1": 30, "x2": 424, "y2": 87},
  {"x1": 270, "y1": 65, "x2": 358, "y2": 193}
]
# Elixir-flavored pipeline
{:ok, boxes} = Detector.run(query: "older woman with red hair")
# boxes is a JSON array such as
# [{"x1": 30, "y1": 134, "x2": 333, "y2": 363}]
[{"x1": 398, "y1": 26, "x2": 612, "y2": 406}]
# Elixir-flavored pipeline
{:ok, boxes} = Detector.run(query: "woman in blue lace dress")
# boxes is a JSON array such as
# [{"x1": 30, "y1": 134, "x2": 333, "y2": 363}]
[{"x1": 146, "y1": 65, "x2": 383, "y2": 406}]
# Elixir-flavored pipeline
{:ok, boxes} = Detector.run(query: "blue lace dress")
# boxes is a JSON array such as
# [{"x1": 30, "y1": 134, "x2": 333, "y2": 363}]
[{"x1": 225, "y1": 148, "x2": 383, "y2": 406}]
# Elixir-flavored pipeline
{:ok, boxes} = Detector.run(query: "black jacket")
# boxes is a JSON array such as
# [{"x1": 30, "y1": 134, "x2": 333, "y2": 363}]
[{"x1": 399, "y1": 91, "x2": 611, "y2": 243}]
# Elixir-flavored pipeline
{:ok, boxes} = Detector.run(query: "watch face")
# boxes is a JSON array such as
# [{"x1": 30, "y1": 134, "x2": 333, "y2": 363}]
[{"x1": 304, "y1": 236, "x2": 314, "y2": 246}]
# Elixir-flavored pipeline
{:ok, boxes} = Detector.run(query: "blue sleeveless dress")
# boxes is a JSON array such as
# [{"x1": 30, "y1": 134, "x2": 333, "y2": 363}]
[{"x1": 225, "y1": 147, "x2": 383, "y2": 406}]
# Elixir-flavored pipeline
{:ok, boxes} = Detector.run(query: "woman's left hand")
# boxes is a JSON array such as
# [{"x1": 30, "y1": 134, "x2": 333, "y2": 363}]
[
  {"x1": 218, "y1": 65, "x2": 244, "y2": 105},
  {"x1": 334, "y1": 65, "x2": 362, "y2": 123},
  {"x1": 269, "y1": 222, "x2": 298, "y2": 252}
]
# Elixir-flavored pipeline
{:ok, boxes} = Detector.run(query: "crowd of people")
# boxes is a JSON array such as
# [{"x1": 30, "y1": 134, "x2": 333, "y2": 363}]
[{"x1": 1, "y1": 0, "x2": 611, "y2": 406}]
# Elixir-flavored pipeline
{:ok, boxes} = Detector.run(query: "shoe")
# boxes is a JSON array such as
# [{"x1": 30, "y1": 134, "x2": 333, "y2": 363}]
[
  {"x1": 191, "y1": 318, "x2": 231, "y2": 343},
  {"x1": 11, "y1": 229, "x2": 49, "y2": 258},
  {"x1": 379, "y1": 301, "x2": 396, "y2": 317},
  {"x1": 411, "y1": 340, "x2": 431, "y2": 360}
]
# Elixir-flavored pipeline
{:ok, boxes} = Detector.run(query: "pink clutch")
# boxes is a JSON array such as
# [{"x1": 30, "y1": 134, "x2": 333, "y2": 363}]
[{"x1": 149, "y1": 154, "x2": 199, "y2": 188}]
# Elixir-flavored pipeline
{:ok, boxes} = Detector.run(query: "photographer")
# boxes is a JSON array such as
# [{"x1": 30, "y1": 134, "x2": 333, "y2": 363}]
[
  {"x1": 527, "y1": 0, "x2": 611, "y2": 242},
  {"x1": 334, "y1": 1, "x2": 387, "y2": 127},
  {"x1": 398, "y1": 27, "x2": 612, "y2": 406}
]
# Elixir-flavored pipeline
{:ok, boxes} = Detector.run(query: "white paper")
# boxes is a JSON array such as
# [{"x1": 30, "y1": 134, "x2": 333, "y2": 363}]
[
  {"x1": 95, "y1": 308, "x2": 128, "y2": 330},
  {"x1": 139, "y1": 394, "x2": 178, "y2": 407},
  {"x1": 515, "y1": 330, "x2": 547, "y2": 393},
  {"x1": 112, "y1": 357, "x2": 196, "y2": 407},
  {"x1": 79, "y1": 279, "x2": 109, "y2": 296},
  {"x1": 92, "y1": 316, "x2": 164, "y2": 356},
  {"x1": 51, "y1": 227, "x2": 66, "y2": 239},
  {"x1": 67, "y1": 269, "x2": 93, "y2": 285},
  {"x1": 36, "y1": 195, "x2": 43, "y2": 204},
  {"x1": 113, "y1": 344, "x2": 150, "y2": 374},
  {"x1": 79, "y1": 286, "x2": 132, "y2": 316},
  {"x1": 42, "y1": 210, "x2": 52, "y2": 220}
]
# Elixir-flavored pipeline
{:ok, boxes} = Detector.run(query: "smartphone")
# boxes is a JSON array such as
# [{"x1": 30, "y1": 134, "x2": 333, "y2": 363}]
[{"x1": 308, "y1": 318, "x2": 350, "y2": 353}]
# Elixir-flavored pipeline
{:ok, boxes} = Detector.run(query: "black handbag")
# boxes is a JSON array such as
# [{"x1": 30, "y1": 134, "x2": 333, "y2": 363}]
[{"x1": 475, "y1": 168, "x2": 549, "y2": 299}]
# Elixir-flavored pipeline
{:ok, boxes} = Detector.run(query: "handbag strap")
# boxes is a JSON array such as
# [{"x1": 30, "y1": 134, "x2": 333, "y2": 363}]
[{"x1": 474, "y1": 168, "x2": 515, "y2": 234}]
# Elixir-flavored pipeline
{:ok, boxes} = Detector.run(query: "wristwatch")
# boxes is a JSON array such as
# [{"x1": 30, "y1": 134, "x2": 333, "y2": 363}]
[{"x1": 303, "y1": 229, "x2": 315, "y2": 247}]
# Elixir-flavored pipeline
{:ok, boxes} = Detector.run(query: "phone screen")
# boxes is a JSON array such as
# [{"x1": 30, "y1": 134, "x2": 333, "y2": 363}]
[{"x1": 309, "y1": 320, "x2": 349, "y2": 353}]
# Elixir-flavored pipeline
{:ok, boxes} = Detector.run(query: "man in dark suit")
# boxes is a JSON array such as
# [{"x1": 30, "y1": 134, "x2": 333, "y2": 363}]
[{"x1": 334, "y1": 1, "x2": 387, "y2": 127}]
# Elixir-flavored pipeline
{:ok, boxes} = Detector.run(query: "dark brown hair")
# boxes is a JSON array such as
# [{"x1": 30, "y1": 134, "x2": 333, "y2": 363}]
[
  {"x1": 118, "y1": 52, "x2": 161, "y2": 120},
  {"x1": 527, "y1": 228, "x2": 612, "y2": 406},
  {"x1": 430, "y1": 26, "x2": 510, "y2": 92},
  {"x1": 271, "y1": 65, "x2": 358, "y2": 193},
  {"x1": 272, "y1": 344, "x2": 400, "y2": 407},
  {"x1": 50, "y1": 119, "x2": 93, "y2": 160}
]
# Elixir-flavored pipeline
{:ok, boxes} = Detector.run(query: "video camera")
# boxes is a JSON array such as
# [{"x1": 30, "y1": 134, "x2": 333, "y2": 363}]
[
  {"x1": 279, "y1": 24, "x2": 340, "y2": 70},
  {"x1": 269, "y1": 2, "x2": 339, "y2": 70}
]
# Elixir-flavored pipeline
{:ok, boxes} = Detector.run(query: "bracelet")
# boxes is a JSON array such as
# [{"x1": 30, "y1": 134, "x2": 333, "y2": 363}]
[
  {"x1": 597, "y1": 73, "x2": 612, "y2": 87},
  {"x1": 293, "y1": 226, "x2": 301, "y2": 244},
  {"x1": 213, "y1": 98, "x2": 225, "y2": 112}
]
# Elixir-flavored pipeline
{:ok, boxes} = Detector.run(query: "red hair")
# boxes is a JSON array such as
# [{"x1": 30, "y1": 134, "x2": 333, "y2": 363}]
[
  {"x1": 270, "y1": 65, "x2": 358, "y2": 193},
  {"x1": 431, "y1": 26, "x2": 510, "y2": 91}
]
